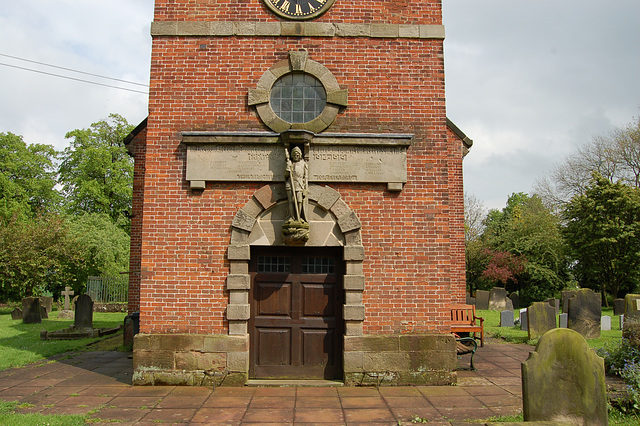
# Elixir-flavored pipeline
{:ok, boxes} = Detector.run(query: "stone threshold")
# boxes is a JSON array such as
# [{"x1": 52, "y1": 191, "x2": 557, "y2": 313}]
[{"x1": 247, "y1": 379, "x2": 344, "y2": 387}]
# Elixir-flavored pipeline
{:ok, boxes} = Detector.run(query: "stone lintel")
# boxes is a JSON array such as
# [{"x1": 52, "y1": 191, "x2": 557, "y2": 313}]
[{"x1": 151, "y1": 22, "x2": 446, "y2": 40}]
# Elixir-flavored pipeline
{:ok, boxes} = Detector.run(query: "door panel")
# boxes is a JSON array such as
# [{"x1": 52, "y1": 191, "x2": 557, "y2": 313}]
[{"x1": 249, "y1": 247, "x2": 343, "y2": 379}]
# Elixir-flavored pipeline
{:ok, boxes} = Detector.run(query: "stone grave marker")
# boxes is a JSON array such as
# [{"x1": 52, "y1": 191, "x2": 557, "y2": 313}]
[
  {"x1": 601, "y1": 315, "x2": 611, "y2": 331},
  {"x1": 545, "y1": 297, "x2": 560, "y2": 315},
  {"x1": 561, "y1": 290, "x2": 577, "y2": 313},
  {"x1": 520, "y1": 308, "x2": 528, "y2": 331},
  {"x1": 489, "y1": 287, "x2": 509, "y2": 311},
  {"x1": 39, "y1": 296, "x2": 53, "y2": 314},
  {"x1": 620, "y1": 314, "x2": 624, "y2": 330},
  {"x1": 625, "y1": 293, "x2": 640, "y2": 314},
  {"x1": 58, "y1": 286, "x2": 75, "y2": 319},
  {"x1": 74, "y1": 294, "x2": 94, "y2": 330},
  {"x1": 475, "y1": 290, "x2": 490, "y2": 310},
  {"x1": 568, "y1": 288, "x2": 601, "y2": 339},
  {"x1": 40, "y1": 305, "x2": 48, "y2": 319},
  {"x1": 10, "y1": 308, "x2": 22, "y2": 320},
  {"x1": 522, "y1": 328, "x2": 607, "y2": 424},
  {"x1": 559, "y1": 313, "x2": 568, "y2": 328},
  {"x1": 22, "y1": 297, "x2": 42, "y2": 324},
  {"x1": 466, "y1": 295, "x2": 476, "y2": 306},
  {"x1": 527, "y1": 302, "x2": 556, "y2": 340},
  {"x1": 613, "y1": 298, "x2": 625, "y2": 316},
  {"x1": 509, "y1": 292, "x2": 520, "y2": 310},
  {"x1": 500, "y1": 310, "x2": 514, "y2": 327}
]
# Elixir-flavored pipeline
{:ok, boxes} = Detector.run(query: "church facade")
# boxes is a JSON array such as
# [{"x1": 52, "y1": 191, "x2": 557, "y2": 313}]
[{"x1": 126, "y1": 0, "x2": 472, "y2": 386}]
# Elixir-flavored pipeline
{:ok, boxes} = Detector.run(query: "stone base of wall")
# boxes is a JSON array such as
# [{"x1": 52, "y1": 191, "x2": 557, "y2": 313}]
[
  {"x1": 344, "y1": 334, "x2": 456, "y2": 386},
  {"x1": 132, "y1": 334, "x2": 249, "y2": 387}
]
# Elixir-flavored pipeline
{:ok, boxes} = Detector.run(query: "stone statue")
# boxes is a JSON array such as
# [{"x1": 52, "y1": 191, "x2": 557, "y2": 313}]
[{"x1": 282, "y1": 146, "x2": 309, "y2": 244}]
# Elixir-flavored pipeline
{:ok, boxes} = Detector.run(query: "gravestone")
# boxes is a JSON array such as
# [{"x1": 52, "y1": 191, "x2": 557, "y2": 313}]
[
  {"x1": 620, "y1": 314, "x2": 624, "y2": 330},
  {"x1": 475, "y1": 290, "x2": 490, "y2": 310},
  {"x1": 527, "y1": 302, "x2": 556, "y2": 340},
  {"x1": 559, "y1": 313, "x2": 568, "y2": 328},
  {"x1": 10, "y1": 308, "x2": 22, "y2": 320},
  {"x1": 489, "y1": 287, "x2": 509, "y2": 311},
  {"x1": 40, "y1": 306, "x2": 48, "y2": 319},
  {"x1": 508, "y1": 292, "x2": 520, "y2": 310},
  {"x1": 500, "y1": 310, "x2": 514, "y2": 327},
  {"x1": 568, "y1": 288, "x2": 601, "y2": 339},
  {"x1": 522, "y1": 328, "x2": 607, "y2": 425},
  {"x1": 39, "y1": 296, "x2": 53, "y2": 314},
  {"x1": 613, "y1": 298, "x2": 625, "y2": 316},
  {"x1": 601, "y1": 315, "x2": 611, "y2": 331},
  {"x1": 545, "y1": 297, "x2": 560, "y2": 315},
  {"x1": 625, "y1": 293, "x2": 640, "y2": 314},
  {"x1": 74, "y1": 294, "x2": 94, "y2": 330},
  {"x1": 61, "y1": 286, "x2": 75, "y2": 310},
  {"x1": 561, "y1": 290, "x2": 577, "y2": 313},
  {"x1": 520, "y1": 308, "x2": 528, "y2": 331},
  {"x1": 466, "y1": 295, "x2": 476, "y2": 306},
  {"x1": 22, "y1": 297, "x2": 42, "y2": 324}
]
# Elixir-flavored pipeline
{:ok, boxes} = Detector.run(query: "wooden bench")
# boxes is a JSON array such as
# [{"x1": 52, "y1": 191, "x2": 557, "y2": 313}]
[
  {"x1": 450, "y1": 304, "x2": 484, "y2": 347},
  {"x1": 455, "y1": 336, "x2": 478, "y2": 370}
]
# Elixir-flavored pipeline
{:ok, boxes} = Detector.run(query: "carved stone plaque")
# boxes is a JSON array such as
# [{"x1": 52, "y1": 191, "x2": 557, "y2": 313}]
[{"x1": 183, "y1": 132, "x2": 412, "y2": 188}]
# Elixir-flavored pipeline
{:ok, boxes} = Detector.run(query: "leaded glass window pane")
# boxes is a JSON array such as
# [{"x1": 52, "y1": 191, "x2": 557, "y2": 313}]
[
  {"x1": 270, "y1": 73, "x2": 327, "y2": 123},
  {"x1": 257, "y1": 256, "x2": 291, "y2": 273},
  {"x1": 302, "y1": 257, "x2": 335, "y2": 274}
]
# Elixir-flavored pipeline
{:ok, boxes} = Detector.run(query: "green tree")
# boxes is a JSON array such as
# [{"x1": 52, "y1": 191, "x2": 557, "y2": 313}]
[
  {"x1": 483, "y1": 193, "x2": 568, "y2": 306},
  {"x1": 563, "y1": 173, "x2": 640, "y2": 301},
  {"x1": 60, "y1": 213, "x2": 130, "y2": 297},
  {"x1": 0, "y1": 132, "x2": 59, "y2": 221},
  {"x1": 0, "y1": 214, "x2": 80, "y2": 301},
  {"x1": 58, "y1": 114, "x2": 134, "y2": 232}
]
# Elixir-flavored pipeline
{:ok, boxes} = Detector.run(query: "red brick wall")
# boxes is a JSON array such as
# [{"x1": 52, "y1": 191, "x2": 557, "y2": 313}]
[
  {"x1": 135, "y1": 0, "x2": 464, "y2": 335},
  {"x1": 127, "y1": 127, "x2": 147, "y2": 313}
]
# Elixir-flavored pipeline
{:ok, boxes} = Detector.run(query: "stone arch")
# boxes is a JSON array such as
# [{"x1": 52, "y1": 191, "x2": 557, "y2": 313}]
[{"x1": 226, "y1": 183, "x2": 365, "y2": 337}]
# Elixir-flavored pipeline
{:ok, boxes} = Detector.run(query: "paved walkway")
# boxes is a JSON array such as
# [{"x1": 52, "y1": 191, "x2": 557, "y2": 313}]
[{"x1": 0, "y1": 338, "x2": 532, "y2": 425}]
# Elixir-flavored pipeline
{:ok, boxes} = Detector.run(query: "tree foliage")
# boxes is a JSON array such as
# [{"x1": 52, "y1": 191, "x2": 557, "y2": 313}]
[
  {"x1": 537, "y1": 115, "x2": 640, "y2": 207},
  {"x1": 0, "y1": 132, "x2": 59, "y2": 222},
  {"x1": 563, "y1": 173, "x2": 640, "y2": 300},
  {"x1": 58, "y1": 113, "x2": 134, "y2": 232}
]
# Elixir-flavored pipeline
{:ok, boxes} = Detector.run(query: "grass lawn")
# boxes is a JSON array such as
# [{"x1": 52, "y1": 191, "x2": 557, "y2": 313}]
[
  {"x1": 0, "y1": 306, "x2": 127, "y2": 371},
  {"x1": 477, "y1": 307, "x2": 622, "y2": 349}
]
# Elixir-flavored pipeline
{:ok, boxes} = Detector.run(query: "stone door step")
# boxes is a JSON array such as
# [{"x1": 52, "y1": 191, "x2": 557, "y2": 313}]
[{"x1": 247, "y1": 379, "x2": 343, "y2": 387}]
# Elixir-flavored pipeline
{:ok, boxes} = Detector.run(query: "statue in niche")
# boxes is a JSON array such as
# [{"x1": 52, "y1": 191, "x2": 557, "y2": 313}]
[{"x1": 282, "y1": 146, "x2": 309, "y2": 245}]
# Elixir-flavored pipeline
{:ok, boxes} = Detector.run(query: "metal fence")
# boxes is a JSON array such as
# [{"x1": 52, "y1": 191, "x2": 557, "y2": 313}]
[{"x1": 86, "y1": 275, "x2": 128, "y2": 303}]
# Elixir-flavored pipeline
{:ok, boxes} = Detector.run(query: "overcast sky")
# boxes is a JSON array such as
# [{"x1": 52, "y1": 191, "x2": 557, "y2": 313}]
[{"x1": 1, "y1": 1, "x2": 639, "y2": 211}]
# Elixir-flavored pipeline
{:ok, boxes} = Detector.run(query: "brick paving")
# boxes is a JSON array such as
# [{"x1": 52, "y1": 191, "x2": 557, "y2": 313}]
[{"x1": 0, "y1": 338, "x2": 532, "y2": 424}]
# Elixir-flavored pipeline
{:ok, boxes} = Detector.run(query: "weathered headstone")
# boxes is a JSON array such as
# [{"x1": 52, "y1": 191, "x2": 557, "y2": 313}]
[
  {"x1": 61, "y1": 286, "x2": 75, "y2": 311},
  {"x1": 39, "y1": 296, "x2": 53, "y2": 314},
  {"x1": 561, "y1": 290, "x2": 577, "y2": 313},
  {"x1": 40, "y1": 305, "x2": 48, "y2": 319},
  {"x1": 625, "y1": 293, "x2": 640, "y2": 314},
  {"x1": 613, "y1": 298, "x2": 625, "y2": 316},
  {"x1": 508, "y1": 292, "x2": 520, "y2": 310},
  {"x1": 520, "y1": 308, "x2": 528, "y2": 331},
  {"x1": 568, "y1": 288, "x2": 601, "y2": 339},
  {"x1": 500, "y1": 310, "x2": 514, "y2": 327},
  {"x1": 601, "y1": 315, "x2": 611, "y2": 331},
  {"x1": 475, "y1": 290, "x2": 490, "y2": 310},
  {"x1": 522, "y1": 328, "x2": 607, "y2": 425},
  {"x1": 10, "y1": 308, "x2": 23, "y2": 320},
  {"x1": 489, "y1": 287, "x2": 509, "y2": 311},
  {"x1": 22, "y1": 297, "x2": 42, "y2": 324},
  {"x1": 527, "y1": 302, "x2": 556, "y2": 340},
  {"x1": 620, "y1": 314, "x2": 624, "y2": 330},
  {"x1": 466, "y1": 295, "x2": 476, "y2": 306},
  {"x1": 545, "y1": 297, "x2": 560, "y2": 315},
  {"x1": 559, "y1": 313, "x2": 568, "y2": 328},
  {"x1": 74, "y1": 294, "x2": 94, "y2": 330}
]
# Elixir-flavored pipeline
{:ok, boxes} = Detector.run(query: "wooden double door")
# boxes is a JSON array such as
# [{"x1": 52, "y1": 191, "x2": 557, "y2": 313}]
[{"x1": 249, "y1": 247, "x2": 343, "y2": 380}]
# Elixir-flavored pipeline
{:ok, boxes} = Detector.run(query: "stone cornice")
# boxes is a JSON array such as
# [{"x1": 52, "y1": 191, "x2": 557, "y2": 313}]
[{"x1": 151, "y1": 21, "x2": 445, "y2": 39}]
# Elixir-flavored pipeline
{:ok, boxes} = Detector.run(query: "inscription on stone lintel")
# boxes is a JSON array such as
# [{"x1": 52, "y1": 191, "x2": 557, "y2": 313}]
[{"x1": 184, "y1": 133, "x2": 411, "y2": 185}]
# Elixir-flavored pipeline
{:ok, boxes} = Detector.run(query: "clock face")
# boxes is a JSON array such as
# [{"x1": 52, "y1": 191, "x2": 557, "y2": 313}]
[{"x1": 263, "y1": 0, "x2": 336, "y2": 20}]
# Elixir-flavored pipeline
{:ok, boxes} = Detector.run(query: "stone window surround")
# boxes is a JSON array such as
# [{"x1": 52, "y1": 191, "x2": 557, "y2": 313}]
[
  {"x1": 248, "y1": 50, "x2": 348, "y2": 133},
  {"x1": 226, "y1": 183, "x2": 365, "y2": 337}
]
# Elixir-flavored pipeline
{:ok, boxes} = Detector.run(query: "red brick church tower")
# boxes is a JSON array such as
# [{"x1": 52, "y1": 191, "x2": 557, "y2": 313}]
[{"x1": 125, "y1": 0, "x2": 472, "y2": 385}]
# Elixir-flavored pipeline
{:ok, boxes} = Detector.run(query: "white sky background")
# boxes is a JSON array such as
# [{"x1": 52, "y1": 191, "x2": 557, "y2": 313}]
[{"x1": 1, "y1": 1, "x2": 639, "y2": 211}]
